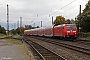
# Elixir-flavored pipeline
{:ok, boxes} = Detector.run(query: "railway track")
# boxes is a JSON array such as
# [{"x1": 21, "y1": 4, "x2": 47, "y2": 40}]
[
  {"x1": 28, "y1": 36, "x2": 90, "y2": 56},
  {"x1": 24, "y1": 38, "x2": 66, "y2": 60},
  {"x1": 76, "y1": 40, "x2": 90, "y2": 45}
]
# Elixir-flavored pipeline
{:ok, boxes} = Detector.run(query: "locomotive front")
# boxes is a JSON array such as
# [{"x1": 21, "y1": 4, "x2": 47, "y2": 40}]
[{"x1": 64, "y1": 24, "x2": 78, "y2": 39}]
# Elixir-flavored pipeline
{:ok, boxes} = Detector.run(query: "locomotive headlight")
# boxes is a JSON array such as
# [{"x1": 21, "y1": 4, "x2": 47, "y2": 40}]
[
  {"x1": 75, "y1": 33, "x2": 76, "y2": 34},
  {"x1": 73, "y1": 31, "x2": 76, "y2": 32}
]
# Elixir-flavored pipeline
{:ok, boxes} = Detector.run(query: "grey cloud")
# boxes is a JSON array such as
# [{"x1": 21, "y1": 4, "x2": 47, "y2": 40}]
[{"x1": 0, "y1": 0, "x2": 88, "y2": 30}]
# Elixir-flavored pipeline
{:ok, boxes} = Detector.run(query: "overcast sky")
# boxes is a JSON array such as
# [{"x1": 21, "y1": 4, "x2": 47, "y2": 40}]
[{"x1": 0, "y1": 0, "x2": 89, "y2": 30}]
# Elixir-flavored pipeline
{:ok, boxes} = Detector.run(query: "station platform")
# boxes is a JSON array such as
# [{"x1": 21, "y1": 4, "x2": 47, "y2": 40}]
[{"x1": 0, "y1": 39, "x2": 35, "y2": 60}]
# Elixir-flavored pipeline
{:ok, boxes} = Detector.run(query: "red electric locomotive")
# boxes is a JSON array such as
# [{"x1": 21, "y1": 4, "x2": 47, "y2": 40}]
[{"x1": 53, "y1": 24, "x2": 78, "y2": 40}]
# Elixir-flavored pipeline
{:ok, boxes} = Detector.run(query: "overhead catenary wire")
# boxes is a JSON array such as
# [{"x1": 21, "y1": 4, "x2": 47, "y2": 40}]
[
  {"x1": 49, "y1": 0, "x2": 77, "y2": 15},
  {"x1": 24, "y1": 0, "x2": 78, "y2": 23},
  {"x1": 64, "y1": 0, "x2": 88, "y2": 19},
  {"x1": 49, "y1": 0, "x2": 88, "y2": 20},
  {"x1": 23, "y1": 0, "x2": 88, "y2": 27},
  {"x1": 48, "y1": 0, "x2": 62, "y2": 11},
  {"x1": 30, "y1": 0, "x2": 87, "y2": 27},
  {"x1": 43, "y1": 0, "x2": 62, "y2": 15}
]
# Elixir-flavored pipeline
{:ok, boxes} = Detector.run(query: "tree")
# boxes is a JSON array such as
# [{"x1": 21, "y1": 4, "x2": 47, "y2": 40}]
[
  {"x1": 77, "y1": 0, "x2": 90, "y2": 32},
  {"x1": 25, "y1": 25, "x2": 32, "y2": 29},
  {"x1": 71, "y1": 19, "x2": 75, "y2": 24},
  {"x1": 65, "y1": 19, "x2": 71, "y2": 24},
  {"x1": 0, "y1": 25, "x2": 6, "y2": 34},
  {"x1": 10, "y1": 29, "x2": 17, "y2": 35},
  {"x1": 36, "y1": 26, "x2": 40, "y2": 28},
  {"x1": 54, "y1": 16, "x2": 65, "y2": 25},
  {"x1": 74, "y1": 19, "x2": 79, "y2": 30},
  {"x1": 10, "y1": 26, "x2": 25, "y2": 35},
  {"x1": 82, "y1": 0, "x2": 90, "y2": 15},
  {"x1": 19, "y1": 26, "x2": 24, "y2": 34},
  {"x1": 81, "y1": 15, "x2": 90, "y2": 32}
]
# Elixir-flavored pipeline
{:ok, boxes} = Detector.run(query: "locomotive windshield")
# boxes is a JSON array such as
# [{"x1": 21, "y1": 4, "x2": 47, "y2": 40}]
[{"x1": 66, "y1": 25, "x2": 76, "y2": 29}]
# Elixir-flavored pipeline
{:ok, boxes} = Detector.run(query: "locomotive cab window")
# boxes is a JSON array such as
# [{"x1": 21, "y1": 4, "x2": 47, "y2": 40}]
[{"x1": 66, "y1": 25, "x2": 75, "y2": 29}]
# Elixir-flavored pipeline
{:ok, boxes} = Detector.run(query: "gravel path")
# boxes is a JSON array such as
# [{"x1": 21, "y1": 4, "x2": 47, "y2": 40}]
[{"x1": 0, "y1": 39, "x2": 33, "y2": 60}]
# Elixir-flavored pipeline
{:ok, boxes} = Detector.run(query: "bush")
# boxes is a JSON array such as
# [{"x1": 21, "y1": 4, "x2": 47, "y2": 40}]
[{"x1": 79, "y1": 32, "x2": 90, "y2": 37}]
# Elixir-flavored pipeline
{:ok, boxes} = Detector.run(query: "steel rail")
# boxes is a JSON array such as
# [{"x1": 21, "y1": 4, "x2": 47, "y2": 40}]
[
  {"x1": 24, "y1": 38, "x2": 66, "y2": 60},
  {"x1": 29, "y1": 36, "x2": 90, "y2": 56}
]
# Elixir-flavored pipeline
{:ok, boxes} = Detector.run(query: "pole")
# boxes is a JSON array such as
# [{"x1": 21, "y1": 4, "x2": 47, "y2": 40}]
[
  {"x1": 34, "y1": 23, "x2": 35, "y2": 27},
  {"x1": 14, "y1": 23, "x2": 16, "y2": 29},
  {"x1": 79, "y1": 5, "x2": 81, "y2": 33},
  {"x1": 17, "y1": 21, "x2": 19, "y2": 28},
  {"x1": 20, "y1": 17, "x2": 22, "y2": 34},
  {"x1": 20, "y1": 17, "x2": 22, "y2": 27},
  {"x1": 52, "y1": 16, "x2": 53, "y2": 25},
  {"x1": 12, "y1": 25, "x2": 13, "y2": 29},
  {"x1": 41, "y1": 21, "x2": 42, "y2": 27},
  {"x1": 7, "y1": 4, "x2": 9, "y2": 36}
]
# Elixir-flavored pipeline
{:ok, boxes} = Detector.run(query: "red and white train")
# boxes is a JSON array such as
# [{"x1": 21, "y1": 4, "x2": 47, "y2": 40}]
[{"x1": 24, "y1": 24, "x2": 78, "y2": 40}]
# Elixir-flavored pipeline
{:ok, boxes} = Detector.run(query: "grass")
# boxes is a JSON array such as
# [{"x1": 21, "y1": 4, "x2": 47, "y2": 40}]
[
  {"x1": 0, "y1": 34, "x2": 6, "y2": 38},
  {"x1": 78, "y1": 32, "x2": 90, "y2": 40},
  {"x1": 6, "y1": 39, "x2": 23, "y2": 45},
  {"x1": 12, "y1": 35, "x2": 23, "y2": 39},
  {"x1": 78, "y1": 37, "x2": 90, "y2": 40}
]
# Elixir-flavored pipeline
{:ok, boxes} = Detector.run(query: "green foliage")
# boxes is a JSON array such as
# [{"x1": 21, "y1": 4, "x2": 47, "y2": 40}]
[
  {"x1": 54, "y1": 16, "x2": 65, "y2": 25},
  {"x1": 25, "y1": 25, "x2": 32, "y2": 29},
  {"x1": 81, "y1": 15, "x2": 90, "y2": 32},
  {"x1": 70, "y1": 19, "x2": 75, "y2": 24},
  {"x1": 0, "y1": 25, "x2": 6, "y2": 34},
  {"x1": 78, "y1": 32, "x2": 90, "y2": 40},
  {"x1": 77, "y1": 0, "x2": 90, "y2": 32},
  {"x1": 10, "y1": 26, "x2": 24, "y2": 35},
  {"x1": 13, "y1": 35, "x2": 22, "y2": 39},
  {"x1": 37, "y1": 26, "x2": 40, "y2": 28},
  {"x1": 6, "y1": 39, "x2": 22, "y2": 45},
  {"x1": 24, "y1": 25, "x2": 39, "y2": 29},
  {"x1": 65, "y1": 19, "x2": 76, "y2": 24},
  {"x1": 65, "y1": 19, "x2": 71, "y2": 24},
  {"x1": 0, "y1": 34, "x2": 6, "y2": 38},
  {"x1": 10, "y1": 29, "x2": 17, "y2": 35},
  {"x1": 74, "y1": 19, "x2": 79, "y2": 30},
  {"x1": 82, "y1": 0, "x2": 90, "y2": 15}
]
